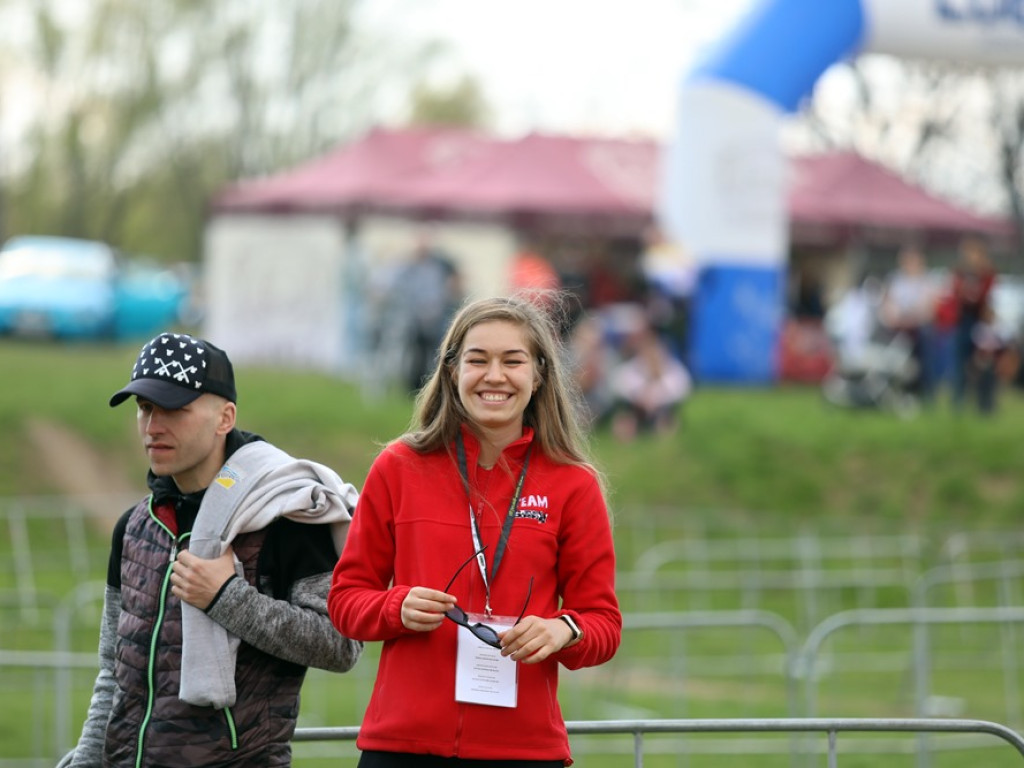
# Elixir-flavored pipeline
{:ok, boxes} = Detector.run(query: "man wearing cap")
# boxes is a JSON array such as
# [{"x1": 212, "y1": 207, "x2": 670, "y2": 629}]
[{"x1": 61, "y1": 332, "x2": 363, "y2": 768}]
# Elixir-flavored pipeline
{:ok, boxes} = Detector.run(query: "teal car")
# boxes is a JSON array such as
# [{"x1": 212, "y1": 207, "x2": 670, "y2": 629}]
[{"x1": 0, "y1": 235, "x2": 190, "y2": 340}]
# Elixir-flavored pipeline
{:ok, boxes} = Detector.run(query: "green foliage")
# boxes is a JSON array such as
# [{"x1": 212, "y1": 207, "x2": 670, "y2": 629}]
[
  {"x1": 408, "y1": 74, "x2": 492, "y2": 128},
  {"x1": 0, "y1": 0, "x2": 458, "y2": 261},
  {"x1": 593, "y1": 383, "x2": 1024, "y2": 535},
  {"x1": 5, "y1": 338, "x2": 1024, "y2": 524}
]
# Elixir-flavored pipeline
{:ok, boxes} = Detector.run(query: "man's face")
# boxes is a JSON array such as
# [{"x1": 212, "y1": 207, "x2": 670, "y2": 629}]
[{"x1": 135, "y1": 394, "x2": 235, "y2": 493}]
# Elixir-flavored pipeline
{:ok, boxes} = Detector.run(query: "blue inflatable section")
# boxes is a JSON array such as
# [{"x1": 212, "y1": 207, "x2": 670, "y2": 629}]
[
  {"x1": 690, "y1": 264, "x2": 786, "y2": 384},
  {"x1": 690, "y1": 0, "x2": 865, "y2": 112},
  {"x1": 678, "y1": 0, "x2": 867, "y2": 382}
]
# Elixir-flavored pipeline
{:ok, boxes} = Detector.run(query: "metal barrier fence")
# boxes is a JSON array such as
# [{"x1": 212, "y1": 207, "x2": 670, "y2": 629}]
[
  {"x1": 623, "y1": 534, "x2": 886, "y2": 632},
  {"x1": 615, "y1": 610, "x2": 801, "y2": 719},
  {"x1": 796, "y1": 606, "x2": 1024, "y2": 719},
  {"x1": 616, "y1": 567, "x2": 915, "y2": 631},
  {"x1": 8, "y1": 499, "x2": 1024, "y2": 622},
  {"x1": 10, "y1": 500, "x2": 1024, "y2": 764},
  {"x1": 794, "y1": 606, "x2": 1024, "y2": 768},
  {"x1": 293, "y1": 717, "x2": 1024, "y2": 767},
  {"x1": 633, "y1": 533, "x2": 928, "y2": 575},
  {"x1": 914, "y1": 559, "x2": 1024, "y2": 609},
  {"x1": 17, "y1": 602, "x2": 1024, "y2": 763}
]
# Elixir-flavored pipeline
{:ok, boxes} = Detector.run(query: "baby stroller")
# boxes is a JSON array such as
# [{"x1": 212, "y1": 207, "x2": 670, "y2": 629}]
[{"x1": 821, "y1": 326, "x2": 920, "y2": 418}]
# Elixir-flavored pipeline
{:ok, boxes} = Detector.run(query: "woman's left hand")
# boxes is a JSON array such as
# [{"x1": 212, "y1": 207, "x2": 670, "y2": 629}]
[{"x1": 498, "y1": 615, "x2": 576, "y2": 663}]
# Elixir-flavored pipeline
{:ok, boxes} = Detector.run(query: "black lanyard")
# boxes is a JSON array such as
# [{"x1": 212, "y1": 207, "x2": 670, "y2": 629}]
[{"x1": 455, "y1": 432, "x2": 531, "y2": 616}]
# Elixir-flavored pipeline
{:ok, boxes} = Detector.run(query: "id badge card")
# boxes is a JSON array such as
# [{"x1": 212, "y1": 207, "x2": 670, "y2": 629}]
[{"x1": 454, "y1": 612, "x2": 519, "y2": 708}]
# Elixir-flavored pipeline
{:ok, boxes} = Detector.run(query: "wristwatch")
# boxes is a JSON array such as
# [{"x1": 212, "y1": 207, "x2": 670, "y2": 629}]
[{"x1": 559, "y1": 614, "x2": 583, "y2": 644}]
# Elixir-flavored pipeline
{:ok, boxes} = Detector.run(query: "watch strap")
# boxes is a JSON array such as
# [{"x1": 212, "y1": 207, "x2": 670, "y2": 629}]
[{"x1": 559, "y1": 614, "x2": 582, "y2": 642}]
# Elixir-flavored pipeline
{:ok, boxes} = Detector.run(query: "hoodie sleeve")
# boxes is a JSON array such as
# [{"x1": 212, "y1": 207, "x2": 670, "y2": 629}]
[
  {"x1": 550, "y1": 467, "x2": 622, "y2": 671},
  {"x1": 207, "y1": 571, "x2": 363, "y2": 673},
  {"x1": 66, "y1": 585, "x2": 121, "y2": 768},
  {"x1": 328, "y1": 449, "x2": 414, "y2": 642},
  {"x1": 205, "y1": 519, "x2": 363, "y2": 673}
]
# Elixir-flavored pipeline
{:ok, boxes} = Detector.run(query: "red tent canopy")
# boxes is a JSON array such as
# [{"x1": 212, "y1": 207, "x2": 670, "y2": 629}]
[
  {"x1": 386, "y1": 132, "x2": 659, "y2": 218},
  {"x1": 787, "y1": 152, "x2": 1014, "y2": 237},
  {"x1": 212, "y1": 126, "x2": 500, "y2": 213},
  {"x1": 211, "y1": 126, "x2": 1014, "y2": 239}
]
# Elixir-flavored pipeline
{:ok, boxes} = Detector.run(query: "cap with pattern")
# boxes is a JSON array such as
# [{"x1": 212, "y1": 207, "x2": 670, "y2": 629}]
[{"x1": 109, "y1": 332, "x2": 236, "y2": 409}]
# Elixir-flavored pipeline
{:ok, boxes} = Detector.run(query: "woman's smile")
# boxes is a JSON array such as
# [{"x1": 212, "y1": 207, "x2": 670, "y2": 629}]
[{"x1": 457, "y1": 320, "x2": 537, "y2": 444}]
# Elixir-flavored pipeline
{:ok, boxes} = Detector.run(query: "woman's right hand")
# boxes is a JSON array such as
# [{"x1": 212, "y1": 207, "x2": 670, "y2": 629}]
[{"x1": 401, "y1": 587, "x2": 456, "y2": 632}]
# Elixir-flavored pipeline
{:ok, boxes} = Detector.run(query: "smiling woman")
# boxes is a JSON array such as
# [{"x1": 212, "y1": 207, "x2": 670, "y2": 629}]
[{"x1": 328, "y1": 293, "x2": 622, "y2": 766}]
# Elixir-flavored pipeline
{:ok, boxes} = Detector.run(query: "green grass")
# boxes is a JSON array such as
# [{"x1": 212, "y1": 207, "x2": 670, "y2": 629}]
[
  {"x1": 4, "y1": 337, "x2": 1024, "y2": 528},
  {"x1": 5, "y1": 338, "x2": 1024, "y2": 765}
]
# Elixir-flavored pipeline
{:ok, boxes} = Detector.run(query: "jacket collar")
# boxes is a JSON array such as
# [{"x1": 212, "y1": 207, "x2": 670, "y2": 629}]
[{"x1": 457, "y1": 423, "x2": 534, "y2": 470}]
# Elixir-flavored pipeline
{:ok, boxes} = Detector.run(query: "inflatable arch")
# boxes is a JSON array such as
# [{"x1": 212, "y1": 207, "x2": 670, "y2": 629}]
[{"x1": 659, "y1": 0, "x2": 1024, "y2": 383}]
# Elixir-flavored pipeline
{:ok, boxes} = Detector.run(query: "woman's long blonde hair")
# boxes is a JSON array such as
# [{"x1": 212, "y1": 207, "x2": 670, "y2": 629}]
[{"x1": 400, "y1": 293, "x2": 598, "y2": 477}]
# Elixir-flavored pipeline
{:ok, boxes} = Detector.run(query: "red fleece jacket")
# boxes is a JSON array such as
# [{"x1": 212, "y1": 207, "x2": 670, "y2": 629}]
[{"x1": 328, "y1": 427, "x2": 621, "y2": 763}]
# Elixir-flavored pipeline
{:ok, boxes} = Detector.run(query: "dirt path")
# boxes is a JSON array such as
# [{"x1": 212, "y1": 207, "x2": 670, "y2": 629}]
[{"x1": 26, "y1": 418, "x2": 143, "y2": 530}]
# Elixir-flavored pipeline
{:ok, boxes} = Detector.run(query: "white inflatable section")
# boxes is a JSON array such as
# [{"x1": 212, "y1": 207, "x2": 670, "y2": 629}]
[
  {"x1": 662, "y1": 0, "x2": 1024, "y2": 382},
  {"x1": 864, "y1": 0, "x2": 1024, "y2": 63},
  {"x1": 659, "y1": 81, "x2": 787, "y2": 267}
]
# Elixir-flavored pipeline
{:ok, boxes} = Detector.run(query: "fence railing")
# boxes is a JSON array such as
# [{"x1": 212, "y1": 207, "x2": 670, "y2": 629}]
[
  {"x1": 13, "y1": 502, "x2": 1024, "y2": 765},
  {"x1": 621, "y1": 610, "x2": 801, "y2": 717},
  {"x1": 796, "y1": 606, "x2": 1024, "y2": 718},
  {"x1": 17, "y1": 598, "x2": 1024, "y2": 761},
  {"x1": 294, "y1": 717, "x2": 1024, "y2": 768}
]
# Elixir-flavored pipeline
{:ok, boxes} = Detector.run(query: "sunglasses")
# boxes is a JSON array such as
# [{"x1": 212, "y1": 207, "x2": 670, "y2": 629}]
[{"x1": 443, "y1": 548, "x2": 533, "y2": 649}]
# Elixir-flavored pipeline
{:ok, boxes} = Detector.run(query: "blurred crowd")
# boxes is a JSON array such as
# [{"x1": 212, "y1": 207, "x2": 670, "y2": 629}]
[
  {"x1": 349, "y1": 225, "x2": 1016, "y2": 430},
  {"x1": 821, "y1": 233, "x2": 1020, "y2": 416},
  {"x1": 356, "y1": 225, "x2": 695, "y2": 441}
]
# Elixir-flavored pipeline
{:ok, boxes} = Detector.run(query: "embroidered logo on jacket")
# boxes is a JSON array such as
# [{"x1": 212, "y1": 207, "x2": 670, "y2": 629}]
[
  {"x1": 515, "y1": 494, "x2": 549, "y2": 524},
  {"x1": 214, "y1": 465, "x2": 241, "y2": 489}
]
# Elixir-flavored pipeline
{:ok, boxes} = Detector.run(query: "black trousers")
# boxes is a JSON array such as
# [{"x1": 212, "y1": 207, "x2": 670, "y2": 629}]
[{"x1": 359, "y1": 750, "x2": 563, "y2": 768}]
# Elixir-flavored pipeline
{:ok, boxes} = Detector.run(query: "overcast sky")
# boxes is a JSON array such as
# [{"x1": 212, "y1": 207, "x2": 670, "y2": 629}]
[
  {"x1": 365, "y1": 0, "x2": 755, "y2": 139},
  {"x1": 0, "y1": 0, "x2": 754, "y2": 159}
]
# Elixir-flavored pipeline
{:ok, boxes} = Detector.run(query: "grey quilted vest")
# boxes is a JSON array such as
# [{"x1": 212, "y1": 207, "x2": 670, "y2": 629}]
[{"x1": 103, "y1": 499, "x2": 306, "y2": 767}]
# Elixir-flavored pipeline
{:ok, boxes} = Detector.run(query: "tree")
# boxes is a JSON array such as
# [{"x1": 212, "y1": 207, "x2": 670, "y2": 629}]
[
  {"x1": 407, "y1": 74, "x2": 492, "y2": 128},
  {"x1": 0, "y1": 0, "x2": 451, "y2": 262},
  {"x1": 787, "y1": 55, "x2": 1023, "y2": 253}
]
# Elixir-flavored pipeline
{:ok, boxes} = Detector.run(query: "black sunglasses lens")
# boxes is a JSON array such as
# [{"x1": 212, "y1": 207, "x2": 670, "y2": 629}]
[
  {"x1": 446, "y1": 606, "x2": 468, "y2": 623},
  {"x1": 446, "y1": 607, "x2": 502, "y2": 648},
  {"x1": 471, "y1": 625, "x2": 501, "y2": 648},
  {"x1": 442, "y1": 548, "x2": 526, "y2": 649}
]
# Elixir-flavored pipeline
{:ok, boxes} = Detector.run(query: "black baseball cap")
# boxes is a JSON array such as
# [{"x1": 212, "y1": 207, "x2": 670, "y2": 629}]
[{"x1": 109, "y1": 332, "x2": 237, "y2": 409}]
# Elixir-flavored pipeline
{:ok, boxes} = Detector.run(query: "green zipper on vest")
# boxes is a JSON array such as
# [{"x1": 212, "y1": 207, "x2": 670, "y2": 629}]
[
  {"x1": 135, "y1": 498, "x2": 191, "y2": 768},
  {"x1": 224, "y1": 707, "x2": 238, "y2": 749}
]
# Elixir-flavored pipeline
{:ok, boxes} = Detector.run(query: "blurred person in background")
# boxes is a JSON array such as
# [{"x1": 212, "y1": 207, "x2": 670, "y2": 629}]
[
  {"x1": 608, "y1": 317, "x2": 692, "y2": 441},
  {"x1": 392, "y1": 225, "x2": 464, "y2": 394},
  {"x1": 639, "y1": 225, "x2": 697, "y2": 367},
  {"x1": 328, "y1": 294, "x2": 621, "y2": 766},
  {"x1": 970, "y1": 304, "x2": 1007, "y2": 415},
  {"x1": 880, "y1": 243, "x2": 937, "y2": 402},
  {"x1": 825, "y1": 273, "x2": 884, "y2": 372},
  {"x1": 508, "y1": 234, "x2": 562, "y2": 309},
  {"x1": 567, "y1": 311, "x2": 614, "y2": 428},
  {"x1": 950, "y1": 234, "x2": 997, "y2": 412},
  {"x1": 61, "y1": 332, "x2": 362, "y2": 768}
]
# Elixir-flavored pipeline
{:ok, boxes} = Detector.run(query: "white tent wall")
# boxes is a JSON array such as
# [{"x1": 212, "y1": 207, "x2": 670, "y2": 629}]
[
  {"x1": 203, "y1": 214, "x2": 346, "y2": 371},
  {"x1": 356, "y1": 214, "x2": 516, "y2": 302},
  {"x1": 202, "y1": 212, "x2": 516, "y2": 374}
]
